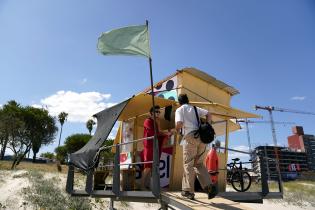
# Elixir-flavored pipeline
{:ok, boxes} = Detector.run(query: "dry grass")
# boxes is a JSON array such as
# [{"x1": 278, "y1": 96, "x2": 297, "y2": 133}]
[
  {"x1": 227, "y1": 176, "x2": 315, "y2": 208},
  {"x1": 22, "y1": 170, "x2": 91, "y2": 210},
  {"x1": 252, "y1": 180, "x2": 315, "y2": 208},
  {"x1": 281, "y1": 181, "x2": 315, "y2": 207},
  {"x1": 0, "y1": 160, "x2": 68, "y2": 173}
]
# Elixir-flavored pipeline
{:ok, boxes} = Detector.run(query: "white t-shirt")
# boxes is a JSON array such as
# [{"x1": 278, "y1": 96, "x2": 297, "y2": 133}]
[{"x1": 175, "y1": 104, "x2": 209, "y2": 135}]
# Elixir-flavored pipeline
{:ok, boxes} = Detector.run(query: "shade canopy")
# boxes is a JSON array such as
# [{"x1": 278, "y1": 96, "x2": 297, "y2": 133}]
[
  {"x1": 189, "y1": 101, "x2": 261, "y2": 120},
  {"x1": 69, "y1": 98, "x2": 130, "y2": 171},
  {"x1": 118, "y1": 93, "x2": 177, "y2": 121},
  {"x1": 212, "y1": 120, "x2": 240, "y2": 136}
]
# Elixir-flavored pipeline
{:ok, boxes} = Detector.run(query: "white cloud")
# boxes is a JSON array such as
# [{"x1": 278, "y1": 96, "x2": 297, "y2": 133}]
[
  {"x1": 80, "y1": 78, "x2": 88, "y2": 85},
  {"x1": 290, "y1": 96, "x2": 306, "y2": 101},
  {"x1": 33, "y1": 90, "x2": 116, "y2": 123}
]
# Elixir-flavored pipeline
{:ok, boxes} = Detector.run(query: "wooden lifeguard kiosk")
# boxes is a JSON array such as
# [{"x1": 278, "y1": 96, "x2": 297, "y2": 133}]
[
  {"x1": 66, "y1": 68, "x2": 283, "y2": 210},
  {"x1": 112, "y1": 67, "x2": 259, "y2": 192}
]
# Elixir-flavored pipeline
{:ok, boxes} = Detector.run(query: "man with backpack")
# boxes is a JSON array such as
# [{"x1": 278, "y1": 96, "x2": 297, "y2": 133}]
[{"x1": 175, "y1": 93, "x2": 217, "y2": 200}]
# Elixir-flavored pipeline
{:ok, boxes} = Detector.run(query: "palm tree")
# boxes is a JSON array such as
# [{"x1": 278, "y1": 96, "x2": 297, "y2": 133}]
[
  {"x1": 86, "y1": 119, "x2": 96, "y2": 135},
  {"x1": 58, "y1": 112, "x2": 68, "y2": 147}
]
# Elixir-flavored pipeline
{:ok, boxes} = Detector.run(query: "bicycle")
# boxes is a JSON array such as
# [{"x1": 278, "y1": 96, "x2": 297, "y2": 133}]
[{"x1": 226, "y1": 158, "x2": 252, "y2": 192}]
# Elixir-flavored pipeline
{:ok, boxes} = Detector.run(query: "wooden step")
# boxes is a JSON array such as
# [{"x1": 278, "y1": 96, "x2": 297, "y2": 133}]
[{"x1": 161, "y1": 192, "x2": 253, "y2": 210}]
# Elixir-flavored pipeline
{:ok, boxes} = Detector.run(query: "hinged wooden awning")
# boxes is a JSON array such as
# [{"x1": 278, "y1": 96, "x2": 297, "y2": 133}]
[
  {"x1": 189, "y1": 101, "x2": 261, "y2": 120},
  {"x1": 118, "y1": 93, "x2": 177, "y2": 121}
]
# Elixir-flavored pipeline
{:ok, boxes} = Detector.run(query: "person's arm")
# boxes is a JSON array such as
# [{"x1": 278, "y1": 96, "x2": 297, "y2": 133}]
[
  {"x1": 143, "y1": 118, "x2": 155, "y2": 136},
  {"x1": 175, "y1": 108, "x2": 183, "y2": 134},
  {"x1": 176, "y1": 121, "x2": 183, "y2": 133},
  {"x1": 198, "y1": 107, "x2": 212, "y2": 123},
  {"x1": 205, "y1": 112, "x2": 212, "y2": 124}
]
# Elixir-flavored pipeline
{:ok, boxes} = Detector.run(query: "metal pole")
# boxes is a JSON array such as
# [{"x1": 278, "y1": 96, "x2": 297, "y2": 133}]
[
  {"x1": 268, "y1": 110, "x2": 283, "y2": 192},
  {"x1": 269, "y1": 110, "x2": 278, "y2": 147},
  {"x1": 245, "y1": 119, "x2": 252, "y2": 153},
  {"x1": 264, "y1": 145, "x2": 270, "y2": 180},
  {"x1": 109, "y1": 198, "x2": 115, "y2": 210},
  {"x1": 146, "y1": 20, "x2": 160, "y2": 198},
  {"x1": 112, "y1": 144, "x2": 120, "y2": 196},
  {"x1": 260, "y1": 155, "x2": 269, "y2": 196},
  {"x1": 244, "y1": 118, "x2": 254, "y2": 163}
]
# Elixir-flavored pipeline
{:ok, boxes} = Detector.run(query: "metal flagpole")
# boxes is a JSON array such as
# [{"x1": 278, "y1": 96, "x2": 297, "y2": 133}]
[{"x1": 146, "y1": 20, "x2": 160, "y2": 198}]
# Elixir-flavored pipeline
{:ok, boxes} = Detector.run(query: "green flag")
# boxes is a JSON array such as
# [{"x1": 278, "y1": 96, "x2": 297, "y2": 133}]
[{"x1": 97, "y1": 25, "x2": 151, "y2": 57}]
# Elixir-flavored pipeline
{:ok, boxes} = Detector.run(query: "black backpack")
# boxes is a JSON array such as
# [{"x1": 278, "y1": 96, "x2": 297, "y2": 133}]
[{"x1": 193, "y1": 106, "x2": 215, "y2": 144}]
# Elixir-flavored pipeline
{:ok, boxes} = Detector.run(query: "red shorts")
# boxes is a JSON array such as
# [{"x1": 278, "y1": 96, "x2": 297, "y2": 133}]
[{"x1": 143, "y1": 138, "x2": 164, "y2": 168}]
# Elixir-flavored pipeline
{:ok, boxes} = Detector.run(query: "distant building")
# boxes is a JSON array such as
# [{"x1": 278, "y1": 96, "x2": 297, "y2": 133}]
[
  {"x1": 287, "y1": 126, "x2": 315, "y2": 171},
  {"x1": 252, "y1": 146, "x2": 308, "y2": 180}
]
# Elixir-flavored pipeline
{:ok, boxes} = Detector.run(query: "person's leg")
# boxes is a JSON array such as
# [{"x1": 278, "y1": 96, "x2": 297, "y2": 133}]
[
  {"x1": 141, "y1": 147, "x2": 153, "y2": 190},
  {"x1": 194, "y1": 138, "x2": 217, "y2": 198},
  {"x1": 194, "y1": 138, "x2": 211, "y2": 189},
  {"x1": 141, "y1": 167, "x2": 151, "y2": 190},
  {"x1": 182, "y1": 134, "x2": 197, "y2": 194}
]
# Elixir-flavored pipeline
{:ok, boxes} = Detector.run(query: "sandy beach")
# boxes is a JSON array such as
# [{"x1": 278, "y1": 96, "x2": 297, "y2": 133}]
[{"x1": 1, "y1": 168, "x2": 314, "y2": 210}]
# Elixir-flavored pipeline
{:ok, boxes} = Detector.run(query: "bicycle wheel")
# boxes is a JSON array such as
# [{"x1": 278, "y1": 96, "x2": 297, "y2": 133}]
[{"x1": 231, "y1": 171, "x2": 252, "y2": 192}]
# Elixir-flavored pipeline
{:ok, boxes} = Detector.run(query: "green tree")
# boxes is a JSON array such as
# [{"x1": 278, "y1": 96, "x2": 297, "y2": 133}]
[
  {"x1": 64, "y1": 134, "x2": 91, "y2": 154},
  {"x1": 55, "y1": 145, "x2": 67, "y2": 164},
  {"x1": 23, "y1": 106, "x2": 58, "y2": 162},
  {"x1": 0, "y1": 101, "x2": 58, "y2": 168},
  {"x1": 0, "y1": 101, "x2": 24, "y2": 160},
  {"x1": 54, "y1": 134, "x2": 91, "y2": 164},
  {"x1": 0, "y1": 107, "x2": 6, "y2": 159},
  {"x1": 57, "y1": 112, "x2": 68, "y2": 147},
  {"x1": 0, "y1": 101, "x2": 30, "y2": 168},
  {"x1": 40, "y1": 152, "x2": 55, "y2": 159},
  {"x1": 86, "y1": 119, "x2": 96, "y2": 135},
  {"x1": 100, "y1": 139, "x2": 114, "y2": 161}
]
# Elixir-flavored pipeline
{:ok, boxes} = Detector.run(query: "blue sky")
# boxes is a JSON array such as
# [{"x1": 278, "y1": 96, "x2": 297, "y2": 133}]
[{"x1": 1, "y1": 0, "x2": 314, "y2": 158}]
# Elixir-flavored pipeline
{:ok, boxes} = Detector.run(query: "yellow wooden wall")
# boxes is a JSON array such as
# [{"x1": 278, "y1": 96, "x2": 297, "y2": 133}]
[{"x1": 180, "y1": 71, "x2": 232, "y2": 106}]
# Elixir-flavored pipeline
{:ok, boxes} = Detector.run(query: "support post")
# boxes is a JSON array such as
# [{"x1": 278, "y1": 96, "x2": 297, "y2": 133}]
[
  {"x1": 264, "y1": 145, "x2": 270, "y2": 180},
  {"x1": 66, "y1": 165, "x2": 74, "y2": 194},
  {"x1": 260, "y1": 156, "x2": 269, "y2": 196},
  {"x1": 159, "y1": 201, "x2": 168, "y2": 210},
  {"x1": 224, "y1": 120, "x2": 229, "y2": 192},
  {"x1": 245, "y1": 119, "x2": 252, "y2": 153},
  {"x1": 224, "y1": 120, "x2": 229, "y2": 160},
  {"x1": 85, "y1": 169, "x2": 94, "y2": 194},
  {"x1": 268, "y1": 110, "x2": 283, "y2": 193},
  {"x1": 112, "y1": 144, "x2": 120, "y2": 196},
  {"x1": 109, "y1": 198, "x2": 116, "y2": 210}
]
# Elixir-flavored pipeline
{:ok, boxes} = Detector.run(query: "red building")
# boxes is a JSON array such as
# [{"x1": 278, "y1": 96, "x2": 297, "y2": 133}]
[
  {"x1": 287, "y1": 126, "x2": 315, "y2": 171},
  {"x1": 287, "y1": 126, "x2": 305, "y2": 152}
]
